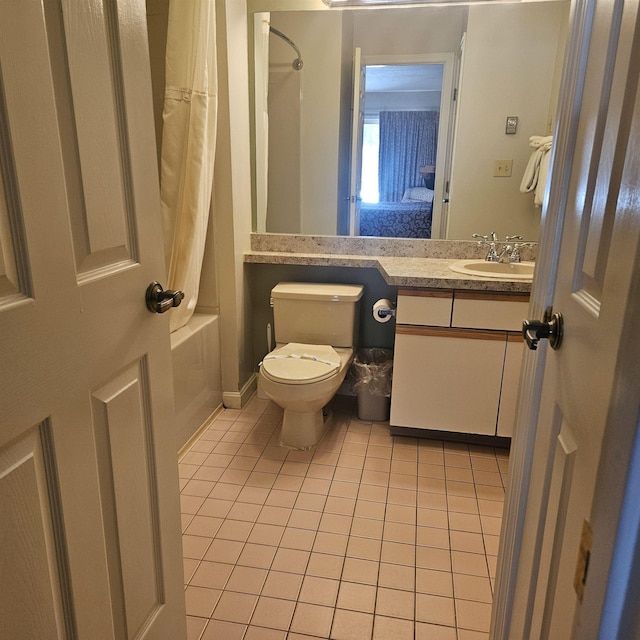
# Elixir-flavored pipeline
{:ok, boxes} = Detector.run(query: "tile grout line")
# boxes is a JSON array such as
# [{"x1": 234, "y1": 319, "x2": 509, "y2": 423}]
[{"x1": 180, "y1": 396, "x2": 504, "y2": 640}]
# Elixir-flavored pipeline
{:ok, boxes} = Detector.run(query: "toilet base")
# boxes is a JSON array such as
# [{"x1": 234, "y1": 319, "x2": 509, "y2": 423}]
[{"x1": 280, "y1": 406, "x2": 330, "y2": 449}]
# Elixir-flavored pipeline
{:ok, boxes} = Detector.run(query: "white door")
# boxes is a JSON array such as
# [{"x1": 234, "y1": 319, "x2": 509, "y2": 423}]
[
  {"x1": 493, "y1": 0, "x2": 640, "y2": 636},
  {"x1": 0, "y1": 2, "x2": 185, "y2": 639}
]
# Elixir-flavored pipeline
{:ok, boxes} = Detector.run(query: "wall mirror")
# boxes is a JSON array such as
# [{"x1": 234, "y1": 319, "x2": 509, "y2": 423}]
[{"x1": 249, "y1": 0, "x2": 569, "y2": 241}]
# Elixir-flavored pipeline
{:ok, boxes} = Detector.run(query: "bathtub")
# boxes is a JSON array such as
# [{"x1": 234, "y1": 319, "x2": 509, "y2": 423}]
[{"x1": 170, "y1": 313, "x2": 223, "y2": 451}]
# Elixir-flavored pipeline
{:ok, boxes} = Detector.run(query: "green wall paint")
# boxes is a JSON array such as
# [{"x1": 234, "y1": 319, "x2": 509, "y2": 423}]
[{"x1": 247, "y1": 264, "x2": 398, "y2": 369}]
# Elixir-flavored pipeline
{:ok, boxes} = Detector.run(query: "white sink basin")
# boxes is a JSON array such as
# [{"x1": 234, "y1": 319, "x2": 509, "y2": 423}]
[{"x1": 449, "y1": 259, "x2": 535, "y2": 280}]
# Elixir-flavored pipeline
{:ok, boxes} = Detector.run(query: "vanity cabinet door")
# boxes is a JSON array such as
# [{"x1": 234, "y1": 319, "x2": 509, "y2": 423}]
[
  {"x1": 390, "y1": 327, "x2": 505, "y2": 435},
  {"x1": 496, "y1": 333, "x2": 526, "y2": 437}
]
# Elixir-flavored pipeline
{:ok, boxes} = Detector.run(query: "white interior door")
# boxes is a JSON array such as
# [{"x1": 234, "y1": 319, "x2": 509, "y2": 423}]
[
  {"x1": 440, "y1": 34, "x2": 466, "y2": 239},
  {"x1": 0, "y1": 2, "x2": 185, "y2": 639},
  {"x1": 494, "y1": 0, "x2": 640, "y2": 636}
]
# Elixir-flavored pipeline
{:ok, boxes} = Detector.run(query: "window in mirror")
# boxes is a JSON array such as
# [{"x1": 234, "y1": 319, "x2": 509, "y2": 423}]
[{"x1": 360, "y1": 121, "x2": 380, "y2": 203}]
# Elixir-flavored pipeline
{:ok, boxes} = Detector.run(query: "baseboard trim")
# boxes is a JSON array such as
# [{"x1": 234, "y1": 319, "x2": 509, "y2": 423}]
[
  {"x1": 222, "y1": 374, "x2": 258, "y2": 410},
  {"x1": 178, "y1": 404, "x2": 224, "y2": 459}
]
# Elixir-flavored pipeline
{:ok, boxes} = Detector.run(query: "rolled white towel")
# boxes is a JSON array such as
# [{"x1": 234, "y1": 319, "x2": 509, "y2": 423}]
[
  {"x1": 520, "y1": 148, "x2": 543, "y2": 193},
  {"x1": 520, "y1": 135, "x2": 553, "y2": 195},
  {"x1": 529, "y1": 135, "x2": 553, "y2": 149},
  {"x1": 535, "y1": 146, "x2": 552, "y2": 206}
]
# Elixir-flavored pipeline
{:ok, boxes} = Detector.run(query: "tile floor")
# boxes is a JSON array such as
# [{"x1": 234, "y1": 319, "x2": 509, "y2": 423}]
[{"x1": 178, "y1": 394, "x2": 509, "y2": 640}]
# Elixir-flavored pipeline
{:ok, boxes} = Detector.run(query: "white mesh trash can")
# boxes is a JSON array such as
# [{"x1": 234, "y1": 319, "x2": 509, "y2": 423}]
[{"x1": 350, "y1": 348, "x2": 393, "y2": 422}]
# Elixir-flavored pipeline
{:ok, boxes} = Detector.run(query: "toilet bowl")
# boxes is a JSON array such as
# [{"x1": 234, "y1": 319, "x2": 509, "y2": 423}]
[
  {"x1": 260, "y1": 343, "x2": 354, "y2": 449},
  {"x1": 258, "y1": 282, "x2": 363, "y2": 449}
]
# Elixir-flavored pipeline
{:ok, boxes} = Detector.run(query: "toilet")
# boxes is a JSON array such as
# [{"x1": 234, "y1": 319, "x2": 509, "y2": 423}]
[{"x1": 259, "y1": 282, "x2": 364, "y2": 449}]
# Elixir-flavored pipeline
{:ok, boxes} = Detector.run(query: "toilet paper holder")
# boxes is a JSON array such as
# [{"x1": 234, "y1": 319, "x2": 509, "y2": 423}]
[
  {"x1": 373, "y1": 298, "x2": 396, "y2": 323},
  {"x1": 376, "y1": 306, "x2": 395, "y2": 318}
]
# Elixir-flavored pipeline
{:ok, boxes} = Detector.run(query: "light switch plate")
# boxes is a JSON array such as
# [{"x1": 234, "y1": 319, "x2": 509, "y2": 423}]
[{"x1": 494, "y1": 159, "x2": 513, "y2": 177}]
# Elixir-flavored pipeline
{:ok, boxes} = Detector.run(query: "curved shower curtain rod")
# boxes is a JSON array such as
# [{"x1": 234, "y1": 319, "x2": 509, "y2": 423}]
[{"x1": 269, "y1": 25, "x2": 304, "y2": 71}]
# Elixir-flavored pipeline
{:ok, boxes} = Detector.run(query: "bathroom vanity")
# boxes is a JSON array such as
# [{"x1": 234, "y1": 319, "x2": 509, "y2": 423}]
[
  {"x1": 389, "y1": 288, "x2": 529, "y2": 440},
  {"x1": 245, "y1": 233, "x2": 534, "y2": 443}
]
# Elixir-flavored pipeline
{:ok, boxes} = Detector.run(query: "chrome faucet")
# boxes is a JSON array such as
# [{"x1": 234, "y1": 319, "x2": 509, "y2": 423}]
[
  {"x1": 472, "y1": 232, "x2": 500, "y2": 261},
  {"x1": 473, "y1": 233, "x2": 526, "y2": 262}
]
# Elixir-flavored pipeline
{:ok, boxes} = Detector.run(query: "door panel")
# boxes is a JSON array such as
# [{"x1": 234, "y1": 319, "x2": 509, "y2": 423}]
[
  {"x1": 529, "y1": 418, "x2": 578, "y2": 639},
  {"x1": 497, "y1": 0, "x2": 640, "y2": 636},
  {"x1": 0, "y1": 422, "x2": 71, "y2": 640},
  {"x1": 0, "y1": 74, "x2": 31, "y2": 303},
  {"x1": 92, "y1": 360, "x2": 165, "y2": 638},
  {"x1": 0, "y1": 2, "x2": 185, "y2": 639},
  {"x1": 63, "y1": 2, "x2": 133, "y2": 269}
]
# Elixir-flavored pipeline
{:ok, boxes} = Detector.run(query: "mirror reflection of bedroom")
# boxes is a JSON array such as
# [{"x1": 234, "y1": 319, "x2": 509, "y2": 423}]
[
  {"x1": 355, "y1": 62, "x2": 444, "y2": 238},
  {"x1": 253, "y1": 4, "x2": 567, "y2": 240}
]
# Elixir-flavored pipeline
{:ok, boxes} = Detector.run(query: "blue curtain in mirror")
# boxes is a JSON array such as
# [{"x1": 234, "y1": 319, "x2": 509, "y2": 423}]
[{"x1": 378, "y1": 111, "x2": 439, "y2": 202}]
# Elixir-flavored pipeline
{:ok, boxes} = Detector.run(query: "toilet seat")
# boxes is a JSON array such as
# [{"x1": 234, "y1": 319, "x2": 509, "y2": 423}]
[{"x1": 261, "y1": 343, "x2": 341, "y2": 385}]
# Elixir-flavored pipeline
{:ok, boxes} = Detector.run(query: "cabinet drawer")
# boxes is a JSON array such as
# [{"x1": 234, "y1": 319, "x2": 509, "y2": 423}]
[
  {"x1": 396, "y1": 289, "x2": 453, "y2": 327},
  {"x1": 452, "y1": 292, "x2": 530, "y2": 331}
]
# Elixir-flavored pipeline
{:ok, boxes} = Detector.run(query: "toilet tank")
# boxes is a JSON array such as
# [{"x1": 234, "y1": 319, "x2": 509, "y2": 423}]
[{"x1": 271, "y1": 282, "x2": 364, "y2": 347}]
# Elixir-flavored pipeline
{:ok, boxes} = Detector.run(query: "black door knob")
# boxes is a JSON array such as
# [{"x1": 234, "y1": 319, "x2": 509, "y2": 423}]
[
  {"x1": 145, "y1": 281, "x2": 184, "y2": 314},
  {"x1": 522, "y1": 306, "x2": 563, "y2": 350}
]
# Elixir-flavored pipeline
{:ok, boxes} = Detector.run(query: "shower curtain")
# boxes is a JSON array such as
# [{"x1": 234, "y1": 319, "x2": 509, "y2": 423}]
[
  {"x1": 254, "y1": 15, "x2": 271, "y2": 233},
  {"x1": 161, "y1": 0, "x2": 217, "y2": 332}
]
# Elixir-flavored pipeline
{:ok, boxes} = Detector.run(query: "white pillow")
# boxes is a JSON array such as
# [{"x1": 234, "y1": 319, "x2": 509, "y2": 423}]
[{"x1": 401, "y1": 187, "x2": 434, "y2": 203}]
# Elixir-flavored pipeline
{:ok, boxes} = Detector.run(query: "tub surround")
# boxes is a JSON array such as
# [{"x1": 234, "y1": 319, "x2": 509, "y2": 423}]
[
  {"x1": 170, "y1": 314, "x2": 223, "y2": 451},
  {"x1": 246, "y1": 233, "x2": 535, "y2": 292}
]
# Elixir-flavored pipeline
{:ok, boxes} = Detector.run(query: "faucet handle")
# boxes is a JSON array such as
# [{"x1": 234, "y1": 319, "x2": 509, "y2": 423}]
[
  {"x1": 510, "y1": 242, "x2": 536, "y2": 262},
  {"x1": 505, "y1": 235, "x2": 523, "y2": 242},
  {"x1": 472, "y1": 233, "x2": 500, "y2": 261}
]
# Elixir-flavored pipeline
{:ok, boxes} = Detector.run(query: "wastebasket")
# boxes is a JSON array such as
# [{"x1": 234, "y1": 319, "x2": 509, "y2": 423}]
[{"x1": 350, "y1": 348, "x2": 393, "y2": 421}]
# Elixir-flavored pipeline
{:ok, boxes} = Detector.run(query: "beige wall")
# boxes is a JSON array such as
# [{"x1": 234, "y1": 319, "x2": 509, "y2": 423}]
[
  {"x1": 214, "y1": 0, "x2": 255, "y2": 406},
  {"x1": 352, "y1": 6, "x2": 467, "y2": 57},
  {"x1": 447, "y1": 1, "x2": 568, "y2": 241}
]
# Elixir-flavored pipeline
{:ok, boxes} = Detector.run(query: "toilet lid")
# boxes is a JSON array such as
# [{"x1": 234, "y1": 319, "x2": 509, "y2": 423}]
[{"x1": 261, "y1": 343, "x2": 341, "y2": 384}]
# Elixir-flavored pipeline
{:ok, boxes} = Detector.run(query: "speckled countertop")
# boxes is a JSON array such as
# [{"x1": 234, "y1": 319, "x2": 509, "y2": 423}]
[{"x1": 245, "y1": 234, "x2": 534, "y2": 293}]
